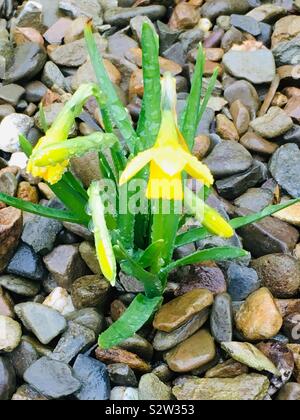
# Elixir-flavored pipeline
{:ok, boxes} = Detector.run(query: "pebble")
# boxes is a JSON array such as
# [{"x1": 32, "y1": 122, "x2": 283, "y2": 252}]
[
  {"x1": 0, "y1": 84, "x2": 25, "y2": 106},
  {"x1": 277, "y1": 383, "x2": 300, "y2": 400},
  {"x1": 110, "y1": 386, "x2": 139, "y2": 401},
  {"x1": 73, "y1": 355, "x2": 110, "y2": 401},
  {"x1": 66, "y1": 308, "x2": 104, "y2": 335},
  {"x1": 153, "y1": 289, "x2": 213, "y2": 333},
  {"x1": 71, "y1": 275, "x2": 110, "y2": 309},
  {"x1": 104, "y1": 6, "x2": 166, "y2": 27},
  {"x1": 270, "y1": 144, "x2": 300, "y2": 199},
  {"x1": 0, "y1": 357, "x2": 16, "y2": 400},
  {"x1": 234, "y1": 187, "x2": 274, "y2": 212},
  {"x1": 221, "y1": 342, "x2": 280, "y2": 376},
  {"x1": 216, "y1": 114, "x2": 239, "y2": 141},
  {"x1": 210, "y1": 293, "x2": 233, "y2": 343},
  {"x1": 118, "y1": 334, "x2": 153, "y2": 362},
  {"x1": 165, "y1": 329, "x2": 216, "y2": 373},
  {"x1": 24, "y1": 357, "x2": 81, "y2": 399},
  {"x1": 11, "y1": 384, "x2": 48, "y2": 401},
  {"x1": 275, "y1": 199, "x2": 300, "y2": 226},
  {"x1": 139, "y1": 373, "x2": 172, "y2": 401},
  {"x1": 0, "y1": 286, "x2": 14, "y2": 318},
  {"x1": 17, "y1": 181, "x2": 38, "y2": 203},
  {"x1": 226, "y1": 262, "x2": 260, "y2": 301},
  {"x1": 51, "y1": 321, "x2": 95, "y2": 364},
  {"x1": 247, "y1": 5, "x2": 286, "y2": 23},
  {"x1": 240, "y1": 131, "x2": 278, "y2": 155},
  {"x1": 224, "y1": 80, "x2": 260, "y2": 119},
  {"x1": 15, "y1": 302, "x2": 67, "y2": 345},
  {"x1": 272, "y1": 35, "x2": 300, "y2": 66},
  {"x1": 8, "y1": 339, "x2": 39, "y2": 378},
  {"x1": 0, "y1": 315, "x2": 22, "y2": 352},
  {"x1": 108, "y1": 363, "x2": 137, "y2": 387},
  {"x1": 41, "y1": 61, "x2": 66, "y2": 90},
  {"x1": 96, "y1": 347, "x2": 151, "y2": 373},
  {"x1": 7, "y1": 243, "x2": 45, "y2": 281},
  {"x1": 223, "y1": 49, "x2": 276, "y2": 84},
  {"x1": 153, "y1": 309, "x2": 210, "y2": 352},
  {"x1": 173, "y1": 374, "x2": 269, "y2": 400},
  {"x1": 250, "y1": 106, "x2": 293, "y2": 138},
  {"x1": 0, "y1": 207, "x2": 23, "y2": 273},
  {"x1": 230, "y1": 14, "x2": 261, "y2": 36},
  {"x1": 205, "y1": 358, "x2": 248, "y2": 378},
  {"x1": 43, "y1": 287, "x2": 74, "y2": 316},
  {"x1": 251, "y1": 254, "x2": 300, "y2": 298},
  {"x1": 0, "y1": 113, "x2": 33, "y2": 152},
  {"x1": 0, "y1": 274, "x2": 40, "y2": 297},
  {"x1": 43, "y1": 244, "x2": 88, "y2": 290},
  {"x1": 230, "y1": 100, "x2": 250, "y2": 135},
  {"x1": 235, "y1": 288, "x2": 283, "y2": 341},
  {"x1": 201, "y1": 0, "x2": 251, "y2": 21}
]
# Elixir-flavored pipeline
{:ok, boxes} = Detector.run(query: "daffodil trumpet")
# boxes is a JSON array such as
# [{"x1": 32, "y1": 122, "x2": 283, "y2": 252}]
[
  {"x1": 120, "y1": 73, "x2": 214, "y2": 200},
  {"x1": 184, "y1": 187, "x2": 234, "y2": 239},
  {"x1": 87, "y1": 181, "x2": 117, "y2": 285},
  {"x1": 27, "y1": 83, "x2": 106, "y2": 184},
  {"x1": 30, "y1": 133, "x2": 117, "y2": 167}
]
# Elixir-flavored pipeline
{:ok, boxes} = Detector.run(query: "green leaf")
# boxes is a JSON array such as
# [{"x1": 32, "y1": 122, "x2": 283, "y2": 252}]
[
  {"x1": 84, "y1": 23, "x2": 138, "y2": 154},
  {"x1": 19, "y1": 134, "x2": 33, "y2": 157},
  {"x1": 138, "y1": 239, "x2": 164, "y2": 268},
  {"x1": 137, "y1": 22, "x2": 161, "y2": 151},
  {"x1": 114, "y1": 243, "x2": 163, "y2": 298},
  {"x1": 0, "y1": 192, "x2": 85, "y2": 224},
  {"x1": 163, "y1": 247, "x2": 248, "y2": 274},
  {"x1": 98, "y1": 293, "x2": 162, "y2": 349},
  {"x1": 198, "y1": 68, "x2": 219, "y2": 126},
  {"x1": 181, "y1": 43, "x2": 205, "y2": 150},
  {"x1": 175, "y1": 198, "x2": 300, "y2": 247},
  {"x1": 62, "y1": 172, "x2": 88, "y2": 201},
  {"x1": 39, "y1": 103, "x2": 49, "y2": 133}
]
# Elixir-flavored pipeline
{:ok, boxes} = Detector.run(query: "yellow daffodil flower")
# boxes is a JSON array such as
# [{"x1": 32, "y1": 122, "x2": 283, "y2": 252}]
[
  {"x1": 27, "y1": 83, "x2": 105, "y2": 185},
  {"x1": 120, "y1": 73, "x2": 214, "y2": 200},
  {"x1": 88, "y1": 181, "x2": 117, "y2": 285}
]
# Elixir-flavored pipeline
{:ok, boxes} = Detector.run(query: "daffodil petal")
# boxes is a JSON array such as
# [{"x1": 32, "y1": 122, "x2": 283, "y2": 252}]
[
  {"x1": 146, "y1": 161, "x2": 183, "y2": 200},
  {"x1": 119, "y1": 149, "x2": 153, "y2": 185},
  {"x1": 153, "y1": 148, "x2": 186, "y2": 176},
  {"x1": 203, "y1": 204, "x2": 234, "y2": 238},
  {"x1": 184, "y1": 153, "x2": 214, "y2": 186}
]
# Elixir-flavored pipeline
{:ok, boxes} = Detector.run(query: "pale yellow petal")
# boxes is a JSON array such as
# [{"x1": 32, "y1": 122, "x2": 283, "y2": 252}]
[
  {"x1": 146, "y1": 162, "x2": 183, "y2": 200},
  {"x1": 184, "y1": 153, "x2": 214, "y2": 186},
  {"x1": 119, "y1": 149, "x2": 153, "y2": 185},
  {"x1": 152, "y1": 147, "x2": 186, "y2": 176}
]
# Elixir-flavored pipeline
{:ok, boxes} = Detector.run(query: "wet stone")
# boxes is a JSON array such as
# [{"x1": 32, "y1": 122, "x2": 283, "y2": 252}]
[
  {"x1": 110, "y1": 386, "x2": 139, "y2": 401},
  {"x1": 0, "y1": 207, "x2": 23, "y2": 273},
  {"x1": 210, "y1": 293, "x2": 233, "y2": 343},
  {"x1": 0, "y1": 274, "x2": 40, "y2": 297},
  {"x1": 104, "y1": 6, "x2": 166, "y2": 27},
  {"x1": 226, "y1": 263, "x2": 260, "y2": 301},
  {"x1": 7, "y1": 243, "x2": 45, "y2": 282},
  {"x1": 24, "y1": 357, "x2": 81, "y2": 399},
  {"x1": 108, "y1": 363, "x2": 137, "y2": 387},
  {"x1": 71, "y1": 275, "x2": 110, "y2": 309},
  {"x1": 139, "y1": 373, "x2": 172, "y2": 401},
  {"x1": 22, "y1": 215, "x2": 62, "y2": 255},
  {"x1": 96, "y1": 347, "x2": 151, "y2": 373},
  {"x1": 66, "y1": 308, "x2": 104, "y2": 335},
  {"x1": 118, "y1": 334, "x2": 153, "y2": 362},
  {"x1": 205, "y1": 358, "x2": 248, "y2": 378},
  {"x1": 73, "y1": 355, "x2": 110, "y2": 401},
  {"x1": 51, "y1": 321, "x2": 95, "y2": 364},
  {"x1": 8, "y1": 339, "x2": 39, "y2": 378}
]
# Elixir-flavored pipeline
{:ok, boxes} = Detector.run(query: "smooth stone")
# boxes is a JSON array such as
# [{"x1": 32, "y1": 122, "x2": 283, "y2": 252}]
[
  {"x1": 277, "y1": 383, "x2": 300, "y2": 400},
  {"x1": 8, "y1": 339, "x2": 39, "y2": 378},
  {"x1": 79, "y1": 241, "x2": 101, "y2": 275},
  {"x1": 270, "y1": 144, "x2": 300, "y2": 198},
  {"x1": 274, "y1": 198, "x2": 300, "y2": 226},
  {"x1": 223, "y1": 49, "x2": 276, "y2": 84},
  {"x1": 227, "y1": 262, "x2": 260, "y2": 301},
  {"x1": 204, "y1": 141, "x2": 253, "y2": 179},
  {"x1": 235, "y1": 207, "x2": 299, "y2": 257},
  {"x1": 221, "y1": 342, "x2": 280, "y2": 375},
  {"x1": 139, "y1": 373, "x2": 172, "y2": 401},
  {"x1": 201, "y1": 0, "x2": 251, "y2": 21},
  {"x1": 107, "y1": 32, "x2": 138, "y2": 59},
  {"x1": 130, "y1": 15, "x2": 156, "y2": 43},
  {"x1": 43, "y1": 287, "x2": 74, "y2": 316},
  {"x1": 73, "y1": 355, "x2": 110, "y2": 401},
  {"x1": 0, "y1": 84, "x2": 25, "y2": 106},
  {"x1": 205, "y1": 358, "x2": 248, "y2": 378},
  {"x1": 7, "y1": 242, "x2": 45, "y2": 281},
  {"x1": 15, "y1": 302, "x2": 67, "y2": 345},
  {"x1": 48, "y1": 35, "x2": 107, "y2": 67},
  {"x1": 240, "y1": 132, "x2": 278, "y2": 155},
  {"x1": 251, "y1": 254, "x2": 300, "y2": 299},
  {"x1": 224, "y1": 80, "x2": 260, "y2": 119},
  {"x1": 59, "y1": 0, "x2": 102, "y2": 26},
  {"x1": 272, "y1": 36, "x2": 300, "y2": 66},
  {"x1": 165, "y1": 329, "x2": 216, "y2": 373},
  {"x1": 22, "y1": 215, "x2": 62, "y2": 255},
  {"x1": 234, "y1": 187, "x2": 274, "y2": 212},
  {"x1": 272, "y1": 15, "x2": 300, "y2": 47},
  {"x1": 230, "y1": 100, "x2": 250, "y2": 135},
  {"x1": 230, "y1": 14, "x2": 261, "y2": 36},
  {"x1": 216, "y1": 160, "x2": 267, "y2": 200},
  {"x1": 71, "y1": 275, "x2": 110, "y2": 309},
  {"x1": 63, "y1": 222, "x2": 93, "y2": 242},
  {"x1": 104, "y1": 6, "x2": 166, "y2": 27},
  {"x1": 108, "y1": 363, "x2": 137, "y2": 387},
  {"x1": 250, "y1": 107, "x2": 293, "y2": 139},
  {"x1": 43, "y1": 244, "x2": 88, "y2": 290},
  {"x1": 0, "y1": 207, "x2": 23, "y2": 273},
  {"x1": 24, "y1": 357, "x2": 80, "y2": 399},
  {"x1": 70, "y1": 151, "x2": 102, "y2": 187},
  {"x1": 210, "y1": 293, "x2": 233, "y2": 343},
  {"x1": 0, "y1": 113, "x2": 33, "y2": 152},
  {"x1": 11, "y1": 384, "x2": 48, "y2": 401},
  {"x1": 118, "y1": 334, "x2": 153, "y2": 362},
  {"x1": 0, "y1": 172, "x2": 17, "y2": 196},
  {"x1": 51, "y1": 321, "x2": 95, "y2": 364},
  {"x1": 110, "y1": 386, "x2": 139, "y2": 401},
  {"x1": 157, "y1": 20, "x2": 180, "y2": 53},
  {"x1": 173, "y1": 374, "x2": 269, "y2": 400},
  {"x1": 0, "y1": 275, "x2": 40, "y2": 297},
  {"x1": 153, "y1": 289, "x2": 213, "y2": 333},
  {"x1": 0, "y1": 357, "x2": 16, "y2": 400},
  {"x1": 96, "y1": 347, "x2": 151, "y2": 373},
  {"x1": 235, "y1": 288, "x2": 283, "y2": 341},
  {"x1": 246, "y1": 5, "x2": 286, "y2": 22},
  {"x1": 41, "y1": 61, "x2": 66, "y2": 90},
  {"x1": 66, "y1": 308, "x2": 104, "y2": 335},
  {"x1": 25, "y1": 80, "x2": 47, "y2": 103},
  {"x1": 4, "y1": 43, "x2": 47, "y2": 83},
  {"x1": 0, "y1": 316, "x2": 22, "y2": 352},
  {"x1": 153, "y1": 309, "x2": 210, "y2": 352},
  {"x1": 0, "y1": 104, "x2": 15, "y2": 121},
  {"x1": 0, "y1": 286, "x2": 14, "y2": 318},
  {"x1": 283, "y1": 314, "x2": 300, "y2": 344},
  {"x1": 216, "y1": 114, "x2": 239, "y2": 141}
]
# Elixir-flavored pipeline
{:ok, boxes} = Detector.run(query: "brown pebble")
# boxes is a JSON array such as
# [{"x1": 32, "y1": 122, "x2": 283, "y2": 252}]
[{"x1": 95, "y1": 347, "x2": 151, "y2": 372}]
